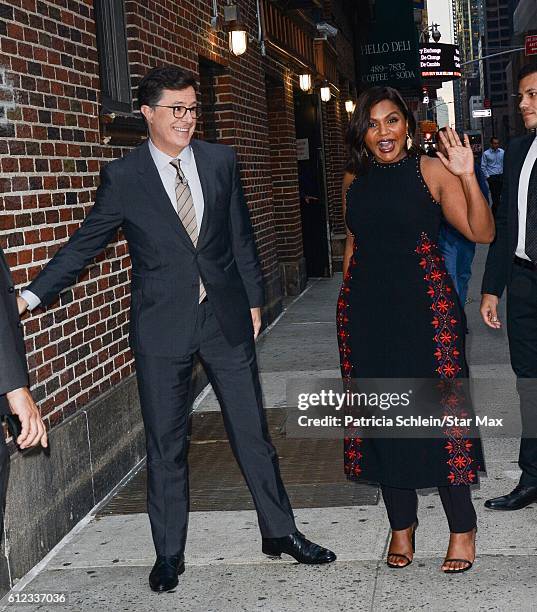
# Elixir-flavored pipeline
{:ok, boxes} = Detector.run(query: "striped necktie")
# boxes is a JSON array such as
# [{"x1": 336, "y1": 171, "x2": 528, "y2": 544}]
[{"x1": 170, "y1": 159, "x2": 206, "y2": 303}]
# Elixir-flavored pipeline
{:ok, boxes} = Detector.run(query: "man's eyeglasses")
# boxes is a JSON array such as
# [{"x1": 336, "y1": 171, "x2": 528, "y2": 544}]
[{"x1": 153, "y1": 104, "x2": 203, "y2": 119}]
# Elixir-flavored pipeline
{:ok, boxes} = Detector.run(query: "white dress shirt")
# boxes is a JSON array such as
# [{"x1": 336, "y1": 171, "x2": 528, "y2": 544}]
[
  {"x1": 481, "y1": 147, "x2": 505, "y2": 178},
  {"x1": 515, "y1": 135, "x2": 537, "y2": 261},
  {"x1": 21, "y1": 140, "x2": 206, "y2": 311}
]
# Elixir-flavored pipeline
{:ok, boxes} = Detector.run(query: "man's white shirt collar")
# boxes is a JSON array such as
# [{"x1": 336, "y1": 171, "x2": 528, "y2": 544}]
[{"x1": 148, "y1": 139, "x2": 193, "y2": 171}]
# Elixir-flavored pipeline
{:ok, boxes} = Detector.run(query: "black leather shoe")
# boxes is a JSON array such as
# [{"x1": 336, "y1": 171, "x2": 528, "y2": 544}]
[
  {"x1": 149, "y1": 554, "x2": 185, "y2": 592},
  {"x1": 484, "y1": 485, "x2": 537, "y2": 511},
  {"x1": 262, "y1": 531, "x2": 336, "y2": 564}
]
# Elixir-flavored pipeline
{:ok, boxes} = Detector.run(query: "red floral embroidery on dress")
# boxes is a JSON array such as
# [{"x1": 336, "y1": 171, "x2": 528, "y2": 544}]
[
  {"x1": 416, "y1": 233, "x2": 476, "y2": 485},
  {"x1": 337, "y1": 242, "x2": 362, "y2": 478}
]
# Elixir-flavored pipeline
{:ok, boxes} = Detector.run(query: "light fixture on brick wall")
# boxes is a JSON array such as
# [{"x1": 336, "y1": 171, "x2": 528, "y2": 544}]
[
  {"x1": 299, "y1": 74, "x2": 312, "y2": 92},
  {"x1": 223, "y1": 4, "x2": 248, "y2": 56},
  {"x1": 229, "y1": 29, "x2": 247, "y2": 56},
  {"x1": 320, "y1": 82, "x2": 331, "y2": 103},
  {"x1": 345, "y1": 99, "x2": 356, "y2": 115}
]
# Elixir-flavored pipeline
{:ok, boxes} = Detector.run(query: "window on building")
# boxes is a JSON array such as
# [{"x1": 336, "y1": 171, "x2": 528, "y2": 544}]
[{"x1": 94, "y1": 0, "x2": 132, "y2": 113}]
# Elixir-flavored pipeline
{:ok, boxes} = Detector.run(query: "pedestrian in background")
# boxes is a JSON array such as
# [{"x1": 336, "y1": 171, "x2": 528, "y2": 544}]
[
  {"x1": 481, "y1": 136, "x2": 505, "y2": 216},
  {"x1": 437, "y1": 126, "x2": 491, "y2": 309}
]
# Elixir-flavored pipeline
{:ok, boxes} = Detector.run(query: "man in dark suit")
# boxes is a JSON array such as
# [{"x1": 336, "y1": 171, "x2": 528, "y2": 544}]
[
  {"x1": 480, "y1": 62, "x2": 537, "y2": 510},
  {"x1": 18, "y1": 66, "x2": 335, "y2": 592},
  {"x1": 1, "y1": 248, "x2": 48, "y2": 537}
]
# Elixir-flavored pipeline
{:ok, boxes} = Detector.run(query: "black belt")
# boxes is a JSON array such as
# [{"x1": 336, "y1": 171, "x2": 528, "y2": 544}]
[{"x1": 514, "y1": 255, "x2": 537, "y2": 271}]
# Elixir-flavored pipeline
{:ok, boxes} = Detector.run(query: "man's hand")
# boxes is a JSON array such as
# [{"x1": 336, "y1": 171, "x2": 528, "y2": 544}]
[
  {"x1": 17, "y1": 295, "x2": 28, "y2": 316},
  {"x1": 250, "y1": 307, "x2": 262, "y2": 340},
  {"x1": 480, "y1": 293, "x2": 501, "y2": 329},
  {"x1": 6, "y1": 387, "x2": 48, "y2": 449}
]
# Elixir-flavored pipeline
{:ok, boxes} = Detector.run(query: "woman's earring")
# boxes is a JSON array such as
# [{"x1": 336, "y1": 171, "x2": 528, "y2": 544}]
[
  {"x1": 363, "y1": 147, "x2": 369, "y2": 159},
  {"x1": 406, "y1": 133, "x2": 413, "y2": 150}
]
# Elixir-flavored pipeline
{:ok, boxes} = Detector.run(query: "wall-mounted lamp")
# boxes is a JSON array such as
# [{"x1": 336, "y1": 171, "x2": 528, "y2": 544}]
[
  {"x1": 320, "y1": 83, "x2": 331, "y2": 102},
  {"x1": 229, "y1": 29, "x2": 248, "y2": 56},
  {"x1": 220, "y1": 4, "x2": 248, "y2": 56},
  {"x1": 345, "y1": 99, "x2": 356, "y2": 115},
  {"x1": 299, "y1": 74, "x2": 312, "y2": 92}
]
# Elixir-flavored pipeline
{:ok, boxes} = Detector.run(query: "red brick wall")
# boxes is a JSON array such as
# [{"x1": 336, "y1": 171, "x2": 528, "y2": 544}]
[
  {"x1": 0, "y1": 0, "x2": 281, "y2": 431},
  {"x1": 0, "y1": 0, "x2": 134, "y2": 426},
  {"x1": 323, "y1": 94, "x2": 347, "y2": 236},
  {"x1": 320, "y1": 1, "x2": 356, "y2": 240},
  {"x1": 266, "y1": 72, "x2": 304, "y2": 267}
]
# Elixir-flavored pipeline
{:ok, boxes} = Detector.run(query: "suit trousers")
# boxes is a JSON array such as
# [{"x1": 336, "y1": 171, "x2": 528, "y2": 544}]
[
  {"x1": 487, "y1": 174, "x2": 503, "y2": 217},
  {"x1": 381, "y1": 485, "x2": 477, "y2": 533},
  {"x1": 507, "y1": 264, "x2": 537, "y2": 487},
  {"x1": 134, "y1": 300, "x2": 296, "y2": 557}
]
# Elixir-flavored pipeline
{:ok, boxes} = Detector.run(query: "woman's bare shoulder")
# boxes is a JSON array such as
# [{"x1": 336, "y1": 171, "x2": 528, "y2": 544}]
[
  {"x1": 342, "y1": 171, "x2": 356, "y2": 191},
  {"x1": 420, "y1": 154, "x2": 442, "y2": 173},
  {"x1": 420, "y1": 154, "x2": 451, "y2": 179}
]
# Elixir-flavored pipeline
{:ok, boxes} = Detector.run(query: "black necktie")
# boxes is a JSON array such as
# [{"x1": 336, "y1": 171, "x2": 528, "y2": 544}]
[{"x1": 525, "y1": 158, "x2": 537, "y2": 263}]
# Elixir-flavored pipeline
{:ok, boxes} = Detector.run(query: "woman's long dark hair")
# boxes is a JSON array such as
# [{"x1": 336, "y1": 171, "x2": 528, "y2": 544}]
[{"x1": 346, "y1": 86, "x2": 420, "y2": 176}]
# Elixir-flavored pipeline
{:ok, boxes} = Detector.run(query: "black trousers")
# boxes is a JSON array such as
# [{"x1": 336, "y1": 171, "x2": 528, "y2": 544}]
[
  {"x1": 487, "y1": 174, "x2": 503, "y2": 217},
  {"x1": 134, "y1": 300, "x2": 296, "y2": 557},
  {"x1": 381, "y1": 484, "x2": 477, "y2": 533},
  {"x1": 507, "y1": 263, "x2": 537, "y2": 487}
]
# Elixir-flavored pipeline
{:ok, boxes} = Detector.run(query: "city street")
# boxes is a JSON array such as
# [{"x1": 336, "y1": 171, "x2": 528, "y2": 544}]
[{"x1": 1, "y1": 246, "x2": 536, "y2": 612}]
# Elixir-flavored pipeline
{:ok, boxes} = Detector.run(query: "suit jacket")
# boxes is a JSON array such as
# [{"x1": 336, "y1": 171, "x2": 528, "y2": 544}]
[
  {"x1": 27, "y1": 139, "x2": 265, "y2": 357},
  {"x1": 0, "y1": 248, "x2": 29, "y2": 415},
  {"x1": 482, "y1": 133, "x2": 536, "y2": 298}
]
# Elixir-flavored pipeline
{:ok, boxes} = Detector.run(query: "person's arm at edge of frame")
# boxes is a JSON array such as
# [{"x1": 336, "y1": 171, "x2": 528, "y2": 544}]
[{"x1": 0, "y1": 293, "x2": 47, "y2": 449}]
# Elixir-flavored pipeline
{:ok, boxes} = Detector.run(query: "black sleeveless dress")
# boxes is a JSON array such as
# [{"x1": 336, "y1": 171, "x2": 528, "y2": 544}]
[{"x1": 337, "y1": 154, "x2": 485, "y2": 489}]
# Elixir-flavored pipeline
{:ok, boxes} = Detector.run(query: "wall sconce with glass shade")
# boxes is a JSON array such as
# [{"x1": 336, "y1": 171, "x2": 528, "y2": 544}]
[
  {"x1": 320, "y1": 83, "x2": 331, "y2": 102},
  {"x1": 216, "y1": 4, "x2": 247, "y2": 56},
  {"x1": 345, "y1": 99, "x2": 356, "y2": 115},
  {"x1": 299, "y1": 74, "x2": 312, "y2": 92},
  {"x1": 229, "y1": 29, "x2": 248, "y2": 56}
]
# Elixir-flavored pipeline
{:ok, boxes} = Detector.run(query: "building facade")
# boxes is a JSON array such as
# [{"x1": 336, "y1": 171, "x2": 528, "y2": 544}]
[
  {"x1": 453, "y1": 0, "x2": 486, "y2": 132},
  {"x1": 483, "y1": 0, "x2": 521, "y2": 142}
]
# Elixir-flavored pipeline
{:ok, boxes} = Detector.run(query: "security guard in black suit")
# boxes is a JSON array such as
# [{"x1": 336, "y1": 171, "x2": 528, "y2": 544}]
[{"x1": 481, "y1": 62, "x2": 537, "y2": 510}]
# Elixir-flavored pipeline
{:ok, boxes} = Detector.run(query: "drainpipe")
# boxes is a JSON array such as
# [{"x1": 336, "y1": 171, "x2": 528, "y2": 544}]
[
  {"x1": 211, "y1": 0, "x2": 219, "y2": 29},
  {"x1": 256, "y1": 0, "x2": 266, "y2": 56}
]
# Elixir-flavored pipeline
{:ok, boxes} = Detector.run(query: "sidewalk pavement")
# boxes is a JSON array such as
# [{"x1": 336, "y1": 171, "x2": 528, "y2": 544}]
[{"x1": 1, "y1": 246, "x2": 536, "y2": 612}]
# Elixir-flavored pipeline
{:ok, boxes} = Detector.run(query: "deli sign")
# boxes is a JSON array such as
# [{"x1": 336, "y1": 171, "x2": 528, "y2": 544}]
[{"x1": 359, "y1": 0, "x2": 421, "y2": 90}]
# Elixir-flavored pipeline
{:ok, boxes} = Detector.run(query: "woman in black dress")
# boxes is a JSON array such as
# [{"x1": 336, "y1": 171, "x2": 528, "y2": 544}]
[{"x1": 337, "y1": 87, "x2": 494, "y2": 573}]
